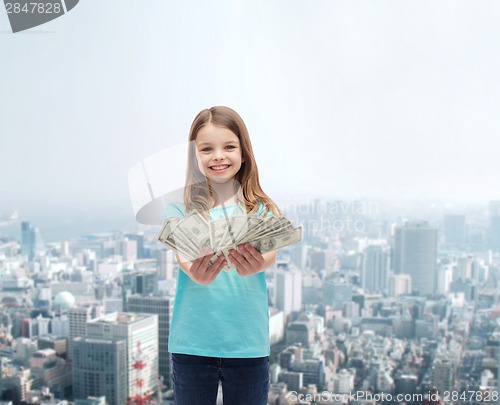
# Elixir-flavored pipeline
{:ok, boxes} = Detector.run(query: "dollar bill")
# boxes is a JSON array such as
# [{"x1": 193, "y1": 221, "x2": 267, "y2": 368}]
[{"x1": 158, "y1": 207, "x2": 302, "y2": 272}]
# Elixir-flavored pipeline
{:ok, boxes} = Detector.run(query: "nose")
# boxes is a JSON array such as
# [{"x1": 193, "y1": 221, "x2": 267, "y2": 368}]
[{"x1": 213, "y1": 148, "x2": 226, "y2": 161}]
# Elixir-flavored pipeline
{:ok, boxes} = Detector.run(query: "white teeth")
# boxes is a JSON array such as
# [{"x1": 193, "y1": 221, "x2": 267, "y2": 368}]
[{"x1": 211, "y1": 165, "x2": 229, "y2": 170}]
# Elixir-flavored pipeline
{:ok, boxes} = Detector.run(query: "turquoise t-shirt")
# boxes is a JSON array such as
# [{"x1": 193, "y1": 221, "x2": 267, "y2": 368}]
[{"x1": 164, "y1": 201, "x2": 272, "y2": 358}]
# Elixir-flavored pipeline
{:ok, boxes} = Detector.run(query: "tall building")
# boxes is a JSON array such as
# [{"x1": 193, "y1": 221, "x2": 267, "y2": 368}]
[
  {"x1": 442, "y1": 214, "x2": 466, "y2": 246},
  {"x1": 332, "y1": 369, "x2": 354, "y2": 394},
  {"x1": 125, "y1": 233, "x2": 146, "y2": 259},
  {"x1": 290, "y1": 358, "x2": 325, "y2": 390},
  {"x1": 394, "y1": 221, "x2": 438, "y2": 295},
  {"x1": 431, "y1": 357, "x2": 454, "y2": 393},
  {"x1": 437, "y1": 266, "x2": 453, "y2": 295},
  {"x1": 117, "y1": 238, "x2": 137, "y2": 261},
  {"x1": 72, "y1": 338, "x2": 127, "y2": 405},
  {"x1": 86, "y1": 312, "x2": 159, "y2": 399},
  {"x1": 122, "y1": 270, "x2": 158, "y2": 311},
  {"x1": 274, "y1": 262, "x2": 302, "y2": 319},
  {"x1": 156, "y1": 249, "x2": 175, "y2": 281},
  {"x1": 278, "y1": 371, "x2": 303, "y2": 392},
  {"x1": 323, "y1": 280, "x2": 352, "y2": 309},
  {"x1": 489, "y1": 201, "x2": 500, "y2": 251},
  {"x1": 21, "y1": 221, "x2": 37, "y2": 261},
  {"x1": 395, "y1": 374, "x2": 418, "y2": 396},
  {"x1": 29, "y1": 348, "x2": 71, "y2": 396},
  {"x1": 454, "y1": 256, "x2": 473, "y2": 282},
  {"x1": 68, "y1": 304, "x2": 103, "y2": 360},
  {"x1": 362, "y1": 245, "x2": 390, "y2": 293},
  {"x1": 127, "y1": 294, "x2": 173, "y2": 388}
]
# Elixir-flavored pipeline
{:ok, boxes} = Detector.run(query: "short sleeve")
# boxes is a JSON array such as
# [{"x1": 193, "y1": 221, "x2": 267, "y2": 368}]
[{"x1": 163, "y1": 202, "x2": 186, "y2": 221}]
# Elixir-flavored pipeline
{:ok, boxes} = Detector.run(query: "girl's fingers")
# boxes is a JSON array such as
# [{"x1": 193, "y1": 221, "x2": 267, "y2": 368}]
[
  {"x1": 236, "y1": 245, "x2": 259, "y2": 267},
  {"x1": 211, "y1": 257, "x2": 226, "y2": 274},
  {"x1": 229, "y1": 250, "x2": 251, "y2": 274},
  {"x1": 206, "y1": 257, "x2": 226, "y2": 282},
  {"x1": 192, "y1": 251, "x2": 213, "y2": 274},
  {"x1": 240, "y1": 243, "x2": 263, "y2": 262}
]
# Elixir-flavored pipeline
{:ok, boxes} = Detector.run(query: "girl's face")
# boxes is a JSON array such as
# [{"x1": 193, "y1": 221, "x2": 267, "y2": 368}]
[{"x1": 195, "y1": 123, "x2": 243, "y2": 184}]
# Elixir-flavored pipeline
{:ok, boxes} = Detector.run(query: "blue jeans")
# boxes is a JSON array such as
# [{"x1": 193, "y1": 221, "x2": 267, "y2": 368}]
[{"x1": 171, "y1": 353, "x2": 269, "y2": 405}]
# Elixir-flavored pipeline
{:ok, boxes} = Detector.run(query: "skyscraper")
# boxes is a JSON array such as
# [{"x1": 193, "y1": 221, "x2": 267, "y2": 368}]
[
  {"x1": 362, "y1": 245, "x2": 390, "y2": 293},
  {"x1": 21, "y1": 221, "x2": 43, "y2": 260},
  {"x1": 489, "y1": 201, "x2": 500, "y2": 252},
  {"x1": 86, "y1": 312, "x2": 159, "y2": 399},
  {"x1": 442, "y1": 214, "x2": 466, "y2": 246},
  {"x1": 125, "y1": 233, "x2": 146, "y2": 259},
  {"x1": 122, "y1": 270, "x2": 158, "y2": 311},
  {"x1": 127, "y1": 294, "x2": 173, "y2": 388},
  {"x1": 274, "y1": 262, "x2": 302, "y2": 319},
  {"x1": 394, "y1": 221, "x2": 438, "y2": 295},
  {"x1": 156, "y1": 249, "x2": 175, "y2": 281},
  {"x1": 431, "y1": 357, "x2": 454, "y2": 393},
  {"x1": 68, "y1": 304, "x2": 103, "y2": 360},
  {"x1": 72, "y1": 338, "x2": 127, "y2": 405}
]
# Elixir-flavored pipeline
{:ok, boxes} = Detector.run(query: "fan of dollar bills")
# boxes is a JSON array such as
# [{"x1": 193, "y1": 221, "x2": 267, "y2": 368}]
[{"x1": 158, "y1": 209, "x2": 302, "y2": 272}]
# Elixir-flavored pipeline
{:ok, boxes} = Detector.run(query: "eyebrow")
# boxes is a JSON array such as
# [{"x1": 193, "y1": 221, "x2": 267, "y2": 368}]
[{"x1": 197, "y1": 141, "x2": 239, "y2": 147}]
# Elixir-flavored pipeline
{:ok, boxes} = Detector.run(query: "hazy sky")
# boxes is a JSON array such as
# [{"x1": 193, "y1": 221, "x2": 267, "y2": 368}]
[{"x1": 1, "y1": 1, "x2": 500, "y2": 233}]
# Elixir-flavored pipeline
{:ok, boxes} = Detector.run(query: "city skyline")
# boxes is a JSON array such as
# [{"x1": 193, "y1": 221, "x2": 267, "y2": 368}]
[
  {"x1": 2, "y1": 1, "x2": 500, "y2": 232},
  {"x1": 1, "y1": 192, "x2": 499, "y2": 403}
]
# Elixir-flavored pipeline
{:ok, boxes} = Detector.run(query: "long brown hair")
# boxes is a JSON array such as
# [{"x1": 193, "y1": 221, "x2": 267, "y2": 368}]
[{"x1": 184, "y1": 106, "x2": 281, "y2": 217}]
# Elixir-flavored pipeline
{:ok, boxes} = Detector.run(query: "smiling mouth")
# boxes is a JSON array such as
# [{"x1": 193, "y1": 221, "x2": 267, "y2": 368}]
[{"x1": 210, "y1": 165, "x2": 230, "y2": 172}]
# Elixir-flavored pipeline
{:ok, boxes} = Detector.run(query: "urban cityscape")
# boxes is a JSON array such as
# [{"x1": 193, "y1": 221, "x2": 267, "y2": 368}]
[{"x1": 0, "y1": 197, "x2": 499, "y2": 404}]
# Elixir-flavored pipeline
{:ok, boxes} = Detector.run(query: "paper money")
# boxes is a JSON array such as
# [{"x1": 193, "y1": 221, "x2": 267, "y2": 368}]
[{"x1": 158, "y1": 208, "x2": 302, "y2": 271}]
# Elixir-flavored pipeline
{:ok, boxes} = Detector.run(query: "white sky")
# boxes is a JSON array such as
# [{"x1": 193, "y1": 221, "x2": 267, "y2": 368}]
[{"x1": 1, "y1": 0, "x2": 500, "y2": 226}]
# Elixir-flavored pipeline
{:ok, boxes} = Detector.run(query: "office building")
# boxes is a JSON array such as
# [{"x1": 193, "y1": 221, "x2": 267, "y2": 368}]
[
  {"x1": 29, "y1": 348, "x2": 71, "y2": 396},
  {"x1": 278, "y1": 371, "x2": 303, "y2": 392},
  {"x1": 125, "y1": 233, "x2": 146, "y2": 259},
  {"x1": 286, "y1": 321, "x2": 314, "y2": 346},
  {"x1": 332, "y1": 369, "x2": 354, "y2": 395},
  {"x1": 290, "y1": 358, "x2": 325, "y2": 390},
  {"x1": 431, "y1": 357, "x2": 454, "y2": 393},
  {"x1": 395, "y1": 374, "x2": 418, "y2": 396},
  {"x1": 442, "y1": 214, "x2": 466, "y2": 246},
  {"x1": 388, "y1": 274, "x2": 412, "y2": 297},
  {"x1": 157, "y1": 249, "x2": 175, "y2": 281},
  {"x1": 122, "y1": 270, "x2": 158, "y2": 311},
  {"x1": 21, "y1": 221, "x2": 37, "y2": 261},
  {"x1": 489, "y1": 201, "x2": 500, "y2": 251},
  {"x1": 73, "y1": 338, "x2": 127, "y2": 405},
  {"x1": 37, "y1": 336, "x2": 68, "y2": 357},
  {"x1": 51, "y1": 314, "x2": 69, "y2": 337},
  {"x1": 362, "y1": 245, "x2": 390, "y2": 293},
  {"x1": 86, "y1": 312, "x2": 159, "y2": 399},
  {"x1": 394, "y1": 221, "x2": 438, "y2": 295},
  {"x1": 127, "y1": 294, "x2": 173, "y2": 388},
  {"x1": 274, "y1": 263, "x2": 302, "y2": 319},
  {"x1": 68, "y1": 304, "x2": 103, "y2": 360}
]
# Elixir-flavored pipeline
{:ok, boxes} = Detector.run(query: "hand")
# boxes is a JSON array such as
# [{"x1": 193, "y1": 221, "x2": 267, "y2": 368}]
[
  {"x1": 184, "y1": 247, "x2": 226, "y2": 285},
  {"x1": 228, "y1": 243, "x2": 266, "y2": 277}
]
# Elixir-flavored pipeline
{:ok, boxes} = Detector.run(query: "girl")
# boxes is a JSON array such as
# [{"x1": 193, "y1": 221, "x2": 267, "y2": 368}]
[{"x1": 164, "y1": 106, "x2": 282, "y2": 405}]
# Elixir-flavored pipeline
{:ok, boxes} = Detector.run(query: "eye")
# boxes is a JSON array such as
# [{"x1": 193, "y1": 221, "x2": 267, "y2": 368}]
[
  {"x1": 225, "y1": 145, "x2": 236, "y2": 150},
  {"x1": 201, "y1": 147, "x2": 212, "y2": 152}
]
